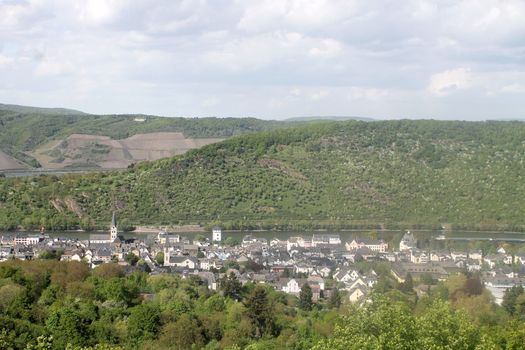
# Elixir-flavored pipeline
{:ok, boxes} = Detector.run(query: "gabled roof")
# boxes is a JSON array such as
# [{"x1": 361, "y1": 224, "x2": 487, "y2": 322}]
[
  {"x1": 169, "y1": 256, "x2": 198, "y2": 264},
  {"x1": 95, "y1": 247, "x2": 112, "y2": 257}
]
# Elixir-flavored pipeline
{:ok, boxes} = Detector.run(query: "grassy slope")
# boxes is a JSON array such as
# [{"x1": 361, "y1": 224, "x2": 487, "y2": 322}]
[{"x1": 0, "y1": 120, "x2": 524, "y2": 231}]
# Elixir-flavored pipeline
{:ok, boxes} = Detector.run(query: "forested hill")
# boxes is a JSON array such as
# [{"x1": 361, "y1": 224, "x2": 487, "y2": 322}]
[
  {"x1": 0, "y1": 109, "x2": 285, "y2": 167},
  {"x1": 0, "y1": 120, "x2": 524, "y2": 231},
  {"x1": 0, "y1": 103, "x2": 87, "y2": 115}
]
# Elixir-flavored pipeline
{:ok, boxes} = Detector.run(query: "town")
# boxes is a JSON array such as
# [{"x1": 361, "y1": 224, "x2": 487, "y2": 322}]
[{"x1": 1, "y1": 213, "x2": 524, "y2": 306}]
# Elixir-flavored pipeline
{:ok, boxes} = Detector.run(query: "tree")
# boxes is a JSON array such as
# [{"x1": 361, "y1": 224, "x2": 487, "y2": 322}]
[
  {"x1": 312, "y1": 297, "x2": 417, "y2": 350},
  {"x1": 155, "y1": 252, "x2": 164, "y2": 266},
  {"x1": 157, "y1": 315, "x2": 204, "y2": 350},
  {"x1": 416, "y1": 300, "x2": 482, "y2": 350},
  {"x1": 398, "y1": 273, "x2": 414, "y2": 294},
  {"x1": 124, "y1": 253, "x2": 139, "y2": 266},
  {"x1": 97, "y1": 278, "x2": 138, "y2": 305},
  {"x1": 299, "y1": 284, "x2": 313, "y2": 311},
  {"x1": 46, "y1": 305, "x2": 90, "y2": 349},
  {"x1": 127, "y1": 303, "x2": 161, "y2": 345},
  {"x1": 328, "y1": 288, "x2": 341, "y2": 309},
  {"x1": 92, "y1": 264, "x2": 124, "y2": 279},
  {"x1": 502, "y1": 285, "x2": 524, "y2": 316},
  {"x1": 220, "y1": 272, "x2": 242, "y2": 301},
  {"x1": 463, "y1": 276, "x2": 483, "y2": 296},
  {"x1": 244, "y1": 286, "x2": 276, "y2": 339}
]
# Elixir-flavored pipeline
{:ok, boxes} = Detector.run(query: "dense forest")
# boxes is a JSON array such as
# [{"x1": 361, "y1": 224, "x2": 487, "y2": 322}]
[
  {"x1": 1, "y1": 259, "x2": 525, "y2": 349},
  {"x1": 0, "y1": 119, "x2": 523, "y2": 232},
  {"x1": 0, "y1": 110, "x2": 286, "y2": 168}
]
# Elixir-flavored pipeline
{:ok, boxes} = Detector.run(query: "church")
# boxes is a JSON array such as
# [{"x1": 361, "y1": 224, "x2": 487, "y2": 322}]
[{"x1": 88, "y1": 212, "x2": 122, "y2": 244}]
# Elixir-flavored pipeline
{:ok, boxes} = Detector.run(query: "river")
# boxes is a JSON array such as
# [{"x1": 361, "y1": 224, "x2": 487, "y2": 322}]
[{"x1": 6, "y1": 229, "x2": 525, "y2": 250}]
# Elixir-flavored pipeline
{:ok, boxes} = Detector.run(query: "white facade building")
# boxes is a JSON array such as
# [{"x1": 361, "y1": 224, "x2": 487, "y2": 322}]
[
  {"x1": 399, "y1": 231, "x2": 417, "y2": 251},
  {"x1": 212, "y1": 227, "x2": 222, "y2": 242}
]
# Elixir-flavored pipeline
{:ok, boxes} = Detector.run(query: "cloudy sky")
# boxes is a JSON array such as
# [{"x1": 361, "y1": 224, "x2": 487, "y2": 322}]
[{"x1": 1, "y1": 0, "x2": 524, "y2": 120}]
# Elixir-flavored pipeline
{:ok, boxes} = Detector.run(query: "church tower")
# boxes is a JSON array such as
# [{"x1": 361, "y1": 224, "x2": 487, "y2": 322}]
[{"x1": 110, "y1": 211, "x2": 118, "y2": 242}]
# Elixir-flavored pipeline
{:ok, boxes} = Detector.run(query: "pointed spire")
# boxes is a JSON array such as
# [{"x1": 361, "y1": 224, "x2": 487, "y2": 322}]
[{"x1": 112, "y1": 211, "x2": 117, "y2": 227}]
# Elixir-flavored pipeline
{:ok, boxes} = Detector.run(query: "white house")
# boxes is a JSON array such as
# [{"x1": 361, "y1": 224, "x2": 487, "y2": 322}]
[
  {"x1": 60, "y1": 249, "x2": 83, "y2": 262},
  {"x1": 14, "y1": 235, "x2": 42, "y2": 245},
  {"x1": 348, "y1": 285, "x2": 368, "y2": 303},
  {"x1": 281, "y1": 278, "x2": 303, "y2": 294},
  {"x1": 212, "y1": 227, "x2": 222, "y2": 242},
  {"x1": 399, "y1": 231, "x2": 416, "y2": 251},
  {"x1": 334, "y1": 268, "x2": 360, "y2": 283},
  {"x1": 167, "y1": 256, "x2": 198, "y2": 269},
  {"x1": 311, "y1": 234, "x2": 341, "y2": 247},
  {"x1": 157, "y1": 231, "x2": 181, "y2": 244},
  {"x1": 346, "y1": 238, "x2": 388, "y2": 252},
  {"x1": 295, "y1": 263, "x2": 314, "y2": 274},
  {"x1": 411, "y1": 250, "x2": 429, "y2": 264},
  {"x1": 287, "y1": 237, "x2": 306, "y2": 251},
  {"x1": 451, "y1": 251, "x2": 468, "y2": 262},
  {"x1": 316, "y1": 266, "x2": 332, "y2": 277},
  {"x1": 468, "y1": 250, "x2": 483, "y2": 262}
]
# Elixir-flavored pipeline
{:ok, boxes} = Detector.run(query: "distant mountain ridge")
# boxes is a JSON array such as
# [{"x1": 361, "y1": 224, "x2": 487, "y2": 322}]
[
  {"x1": 0, "y1": 103, "x2": 87, "y2": 115},
  {"x1": 285, "y1": 116, "x2": 375, "y2": 122}
]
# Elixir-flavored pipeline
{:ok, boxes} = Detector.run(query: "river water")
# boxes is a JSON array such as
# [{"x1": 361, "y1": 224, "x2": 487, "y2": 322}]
[{"x1": 8, "y1": 229, "x2": 525, "y2": 250}]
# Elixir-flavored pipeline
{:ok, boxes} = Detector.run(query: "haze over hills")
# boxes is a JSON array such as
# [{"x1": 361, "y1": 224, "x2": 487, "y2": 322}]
[
  {"x1": 1, "y1": 119, "x2": 523, "y2": 232},
  {"x1": 285, "y1": 116, "x2": 376, "y2": 122},
  {"x1": 0, "y1": 103, "x2": 86, "y2": 115}
]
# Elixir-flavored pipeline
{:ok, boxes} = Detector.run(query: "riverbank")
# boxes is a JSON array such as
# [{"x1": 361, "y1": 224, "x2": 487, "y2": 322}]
[{"x1": 132, "y1": 225, "x2": 205, "y2": 233}]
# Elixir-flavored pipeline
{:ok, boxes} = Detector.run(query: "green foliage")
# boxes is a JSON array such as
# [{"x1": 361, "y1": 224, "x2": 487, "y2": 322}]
[
  {"x1": 502, "y1": 286, "x2": 524, "y2": 316},
  {"x1": 1, "y1": 120, "x2": 524, "y2": 231},
  {"x1": 127, "y1": 303, "x2": 161, "y2": 345},
  {"x1": 244, "y1": 286, "x2": 277, "y2": 339},
  {"x1": 327, "y1": 288, "x2": 341, "y2": 309},
  {"x1": 398, "y1": 273, "x2": 414, "y2": 294},
  {"x1": 313, "y1": 298, "x2": 491, "y2": 350},
  {"x1": 154, "y1": 252, "x2": 164, "y2": 266},
  {"x1": 123, "y1": 253, "x2": 139, "y2": 266},
  {"x1": 220, "y1": 272, "x2": 243, "y2": 301},
  {"x1": 299, "y1": 284, "x2": 313, "y2": 311},
  {"x1": 38, "y1": 251, "x2": 62, "y2": 261},
  {"x1": 1, "y1": 260, "x2": 525, "y2": 349}
]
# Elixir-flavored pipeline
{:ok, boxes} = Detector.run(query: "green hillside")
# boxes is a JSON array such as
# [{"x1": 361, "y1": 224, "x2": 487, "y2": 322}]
[
  {"x1": 0, "y1": 120, "x2": 524, "y2": 231},
  {"x1": 0, "y1": 110, "x2": 285, "y2": 167},
  {"x1": 0, "y1": 103, "x2": 86, "y2": 115}
]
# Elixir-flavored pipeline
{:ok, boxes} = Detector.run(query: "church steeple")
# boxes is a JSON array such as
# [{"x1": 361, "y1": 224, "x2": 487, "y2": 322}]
[{"x1": 110, "y1": 211, "x2": 118, "y2": 242}]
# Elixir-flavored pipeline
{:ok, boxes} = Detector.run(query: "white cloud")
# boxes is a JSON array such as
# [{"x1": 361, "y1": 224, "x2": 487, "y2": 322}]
[
  {"x1": 348, "y1": 87, "x2": 389, "y2": 101},
  {"x1": 237, "y1": 0, "x2": 358, "y2": 32},
  {"x1": 428, "y1": 68, "x2": 473, "y2": 96},
  {"x1": 0, "y1": 0, "x2": 525, "y2": 120},
  {"x1": 310, "y1": 90, "x2": 328, "y2": 101},
  {"x1": 308, "y1": 38, "x2": 342, "y2": 58},
  {"x1": 203, "y1": 96, "x2": 220, "y2": 107},
  {"x1": 501, "y1": 83, "x2": 525, "y2": 94},
  {"x1": 34, "y1": 57, "x2": 74, "y2": 77},
  {"x1": 0, "y1": 54, "x2": 13, "y2": 67},
  {"x1": 75, "y1": 0, "x2": 128, "y2": 25}
]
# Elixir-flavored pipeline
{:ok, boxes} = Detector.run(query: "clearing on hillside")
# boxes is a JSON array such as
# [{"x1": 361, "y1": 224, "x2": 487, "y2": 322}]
[
  {"x1": 31, "y1": 132, "x2": 223, "y2": 169},
  {"x1": 0, "y1": 150, "x2": 29, "y2": 170}
]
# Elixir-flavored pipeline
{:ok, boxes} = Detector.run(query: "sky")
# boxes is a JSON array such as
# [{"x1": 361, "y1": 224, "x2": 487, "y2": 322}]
[{"x1": 1, "y1": 0, "x2": 525, "y2": 120}]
